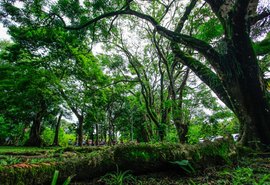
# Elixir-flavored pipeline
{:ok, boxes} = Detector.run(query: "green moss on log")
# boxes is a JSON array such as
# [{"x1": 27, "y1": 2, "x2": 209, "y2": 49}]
[{"x1": 0, "y1": 140, "x2": 236, "y2": 185}]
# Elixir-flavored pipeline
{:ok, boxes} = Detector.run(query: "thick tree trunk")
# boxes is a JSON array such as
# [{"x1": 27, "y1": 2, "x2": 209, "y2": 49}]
[
  {"x1": 220, "y1": 2, "x2": 270, "y2": 148},
  {"x1": 25, "y1": 116, "x2": 42, "y2": 147},
  {"x1": 53, "y1": 111, "x2": 63, "y2": 146},
  {"x1": 227, "y1": 74, "x2": 270, "y2": 148}
]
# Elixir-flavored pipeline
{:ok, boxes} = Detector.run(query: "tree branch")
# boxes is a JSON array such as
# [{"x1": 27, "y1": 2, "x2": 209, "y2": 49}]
[
  {"x1": 60, "y1": 7, "x2": 221, "y2": 64},
  {"x1": 171, "y1": 44, "x2": 233, "y2": 110},
  {"x1": 250, "y1": 11, "x2": 270, "y2": 25},
  {"x1": 175, "y1": 0, "x2": 198, "y2": 33}
]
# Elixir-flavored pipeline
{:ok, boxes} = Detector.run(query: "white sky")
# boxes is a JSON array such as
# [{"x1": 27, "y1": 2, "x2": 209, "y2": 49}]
[{"x1": 0, "y1": 23, "x2": 11, "y2": 40}]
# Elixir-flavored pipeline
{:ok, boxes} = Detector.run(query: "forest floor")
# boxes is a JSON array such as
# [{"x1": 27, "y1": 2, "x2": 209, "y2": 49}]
[
  {"x1": 72, "y1": 152, "x2": 270, "y2": 185},
  {"x1": 134, "y1": 155, "x2": 270, "y2": 185},
  {"x1": 0, "y1": 146, "x2": 270, "y2": 185},
  {"x1": 68, "y1": 154, "x2": 270, "y2": 185}
]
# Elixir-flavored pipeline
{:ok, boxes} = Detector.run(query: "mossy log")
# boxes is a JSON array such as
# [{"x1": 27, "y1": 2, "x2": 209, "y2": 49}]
[{"x1": 0, "y1": 140, "x2": 236, "y2": 185}]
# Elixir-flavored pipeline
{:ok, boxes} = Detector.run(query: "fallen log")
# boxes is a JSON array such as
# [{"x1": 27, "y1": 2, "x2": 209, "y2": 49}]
[{"x1": 0, "y1": 139, "x2": 236, "y2": 185}]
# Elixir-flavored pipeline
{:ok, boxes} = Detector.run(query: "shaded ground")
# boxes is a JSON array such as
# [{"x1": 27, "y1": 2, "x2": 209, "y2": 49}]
[
  {"x1": 72, "y1": 154, "x2": 270, "y2": 185},
  {"x1": 0, "y1": 144, "x2": 270, "y2": 185}
]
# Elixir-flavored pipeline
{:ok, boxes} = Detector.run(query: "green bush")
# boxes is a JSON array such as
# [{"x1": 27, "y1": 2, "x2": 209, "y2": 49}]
[
  {"x1": 222, "y1": 167, "x2": 270, "y2": 185},
  {"x1": 41, "y1": 127, "x2": 76, "y2": 147}
]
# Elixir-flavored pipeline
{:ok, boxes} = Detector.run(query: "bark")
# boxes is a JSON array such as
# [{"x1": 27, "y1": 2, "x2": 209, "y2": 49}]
[
  {"x1": 124, "y1": 47, "x2": 166, "y2": 141},
  {"x1": 205, "y1": 0, "x2": 270, "y2": 148},
  {"x1": 77, "y1": 115, "x2": 84, "y2": 146},
  {"x1": 53, "y1": 111, "x2": 63, "y2": 146},
  {"x1": 173, "y1": 69, "x2": 190, "y2": 143},
  {"x1": 25, "y1": 116, "x2": 43, "y2": 147},
  {"x1": 59, "y1": 89, "x2": 85, "y2": 146},
  {"x1": 25, "y1": 99, "x2": 47, "y2": 147}
]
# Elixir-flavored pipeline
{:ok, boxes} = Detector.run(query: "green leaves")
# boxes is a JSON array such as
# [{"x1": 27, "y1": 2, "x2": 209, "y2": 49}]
[
  {"x1": 193, "y1": 19, "x2": 221, "y2": 43},
  {"x1": 51, "y1": 170, "x2": 73, "y2": 185},
  {"x1": 101, "y1": 165, "x2": 136, "y2": 185},
  {"x1": 170, "y1": 160, "x2": 196, "y2": 174}
]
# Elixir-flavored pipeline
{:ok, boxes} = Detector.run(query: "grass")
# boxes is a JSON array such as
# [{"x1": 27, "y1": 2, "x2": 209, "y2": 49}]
[
  {"x1": 0, "y1": 146, "x2": 60, "y2": 153},
  {"x1": 69, "y1": 154, "x2": 270, "y2": 185},
  {"x1": 133, "y1": 155, "x2": 270, "y2": 185},
  {"x1": 0, "y1": 143, "x2": 269, "y2": 185}
]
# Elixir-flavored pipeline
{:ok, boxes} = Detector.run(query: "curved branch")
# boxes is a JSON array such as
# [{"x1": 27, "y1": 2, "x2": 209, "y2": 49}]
[{"x1": 61, "y1": 8, "x2": 221, "y2": 65}]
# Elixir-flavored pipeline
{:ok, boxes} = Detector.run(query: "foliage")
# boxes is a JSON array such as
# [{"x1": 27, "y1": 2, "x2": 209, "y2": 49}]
[
  {"x1": 170, "y1": 160, "x2": 195, "y2": 174},
  {"x1": 100, "y1": 165, "x2": 136, "y2": 185},
  {"x1": 187, "y1": 118, "x2": 238, "y2": 144},
  {"x1": 222, "y1": 167, "x2": 270, "y2": 185},
  {"x1": 0, "y1": 156, "x2": 21, "y2": 166},
  {"x1": 41, "y1": 127, "x2": 76, "y2": 147},
  {"x1": 0, "y1": 115, "x2": 26, "y2": 145},
  {"x1": 51, "y1": 170, "x2": 72, "y2": 185}
]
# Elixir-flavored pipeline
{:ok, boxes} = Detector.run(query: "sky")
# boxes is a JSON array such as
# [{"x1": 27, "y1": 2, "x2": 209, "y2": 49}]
[{"x1": 0, "y1": 24, "x2": 11, "y2": 40}]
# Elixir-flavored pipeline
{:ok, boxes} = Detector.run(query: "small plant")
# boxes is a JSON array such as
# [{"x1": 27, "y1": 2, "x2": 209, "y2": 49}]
[
  {"x1": 51, "y1": 170, "x2": 73, "y2": 185},
  {"x1": 0, "y1": 156, "x2": 21, "y2": 165},
  {"x1": 100, "y1": 165, "x2": 136, "y2": 185},
  {"x1": 222, "y1": 167, "x2": 270, "y2": 185},
  {"x1": 170, "y1": 160, "x2": 196, "y2": 174}
]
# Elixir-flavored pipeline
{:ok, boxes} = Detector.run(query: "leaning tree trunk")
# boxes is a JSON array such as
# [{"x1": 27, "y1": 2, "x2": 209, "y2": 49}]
[
  {"x1": 219, "y1": 1, "x2": 270, "y2": 148},
  {"x1": 53, "y1": 111, "x2": 63, "y2": 146},
  {"x1": 224, "y1": 62, "x2": 270, "y2": 148}
]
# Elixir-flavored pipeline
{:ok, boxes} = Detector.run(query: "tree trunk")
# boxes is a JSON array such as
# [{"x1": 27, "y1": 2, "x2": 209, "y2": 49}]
[
  {"x1": 226, "y1": 72, "x2": 270, "y2": 148},
  {"x1": 25, "y1": 116, "x2": 42, "y2": 147},
  {"x1": 95, "y1": 124, "x2": 99, "y2": 146},
  {"x1": 90, "y1": 128, "x2": 94, "y2": 146},
  {"x1": 53, "y1": 111, "x2": 63, "y2": 146},
  {"x1": 175, "y1": 120, "x2": 189, "y2": 144},
  {"x1": 171, "y1": 69, "x2": 189, "y2": 143},
  {"x1": 157, "y1": 125, "x2": 166, "y2": 141},
  {"x1": 104, "y1": 129, "x2": 107, "y2": 144},
  {"x1": 77, "y1": 116, "x2": 84, "y2": 146}
]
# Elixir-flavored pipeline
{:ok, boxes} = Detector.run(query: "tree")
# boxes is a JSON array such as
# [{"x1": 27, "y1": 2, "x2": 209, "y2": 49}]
[
  {"x1": 1, "y1": 0, "x2": 270, "y2": 148},
  {"x1": 39, "y1": 0, "x2": 269, "y2": 148},
  {"x1": 0, "y1": 42, "x2": 61, "y2": 146}
]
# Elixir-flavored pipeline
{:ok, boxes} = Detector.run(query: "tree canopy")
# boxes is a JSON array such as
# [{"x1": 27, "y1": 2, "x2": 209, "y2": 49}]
[{"x1": 0, "y1": 0, "x2": 269, "y2": 148}]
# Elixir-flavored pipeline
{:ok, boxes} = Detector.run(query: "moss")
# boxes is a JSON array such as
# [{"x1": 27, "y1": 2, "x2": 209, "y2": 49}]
[{"x1": 0, "y1": 141, "x2": 236, "y2": 184}]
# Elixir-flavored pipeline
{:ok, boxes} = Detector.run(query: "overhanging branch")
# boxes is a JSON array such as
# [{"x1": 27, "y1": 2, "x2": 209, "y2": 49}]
[
  {"x1": 57, "y1": 7, "x2": 221, "y2": 65},
  {"x1": 171, "y1": 44, "x2": 233, "y2": 110}
]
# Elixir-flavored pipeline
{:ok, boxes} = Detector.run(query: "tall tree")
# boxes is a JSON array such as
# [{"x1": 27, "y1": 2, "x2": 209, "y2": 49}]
[{"x1": 40, "y1": 0, "x2": 269, "y2": 148}]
